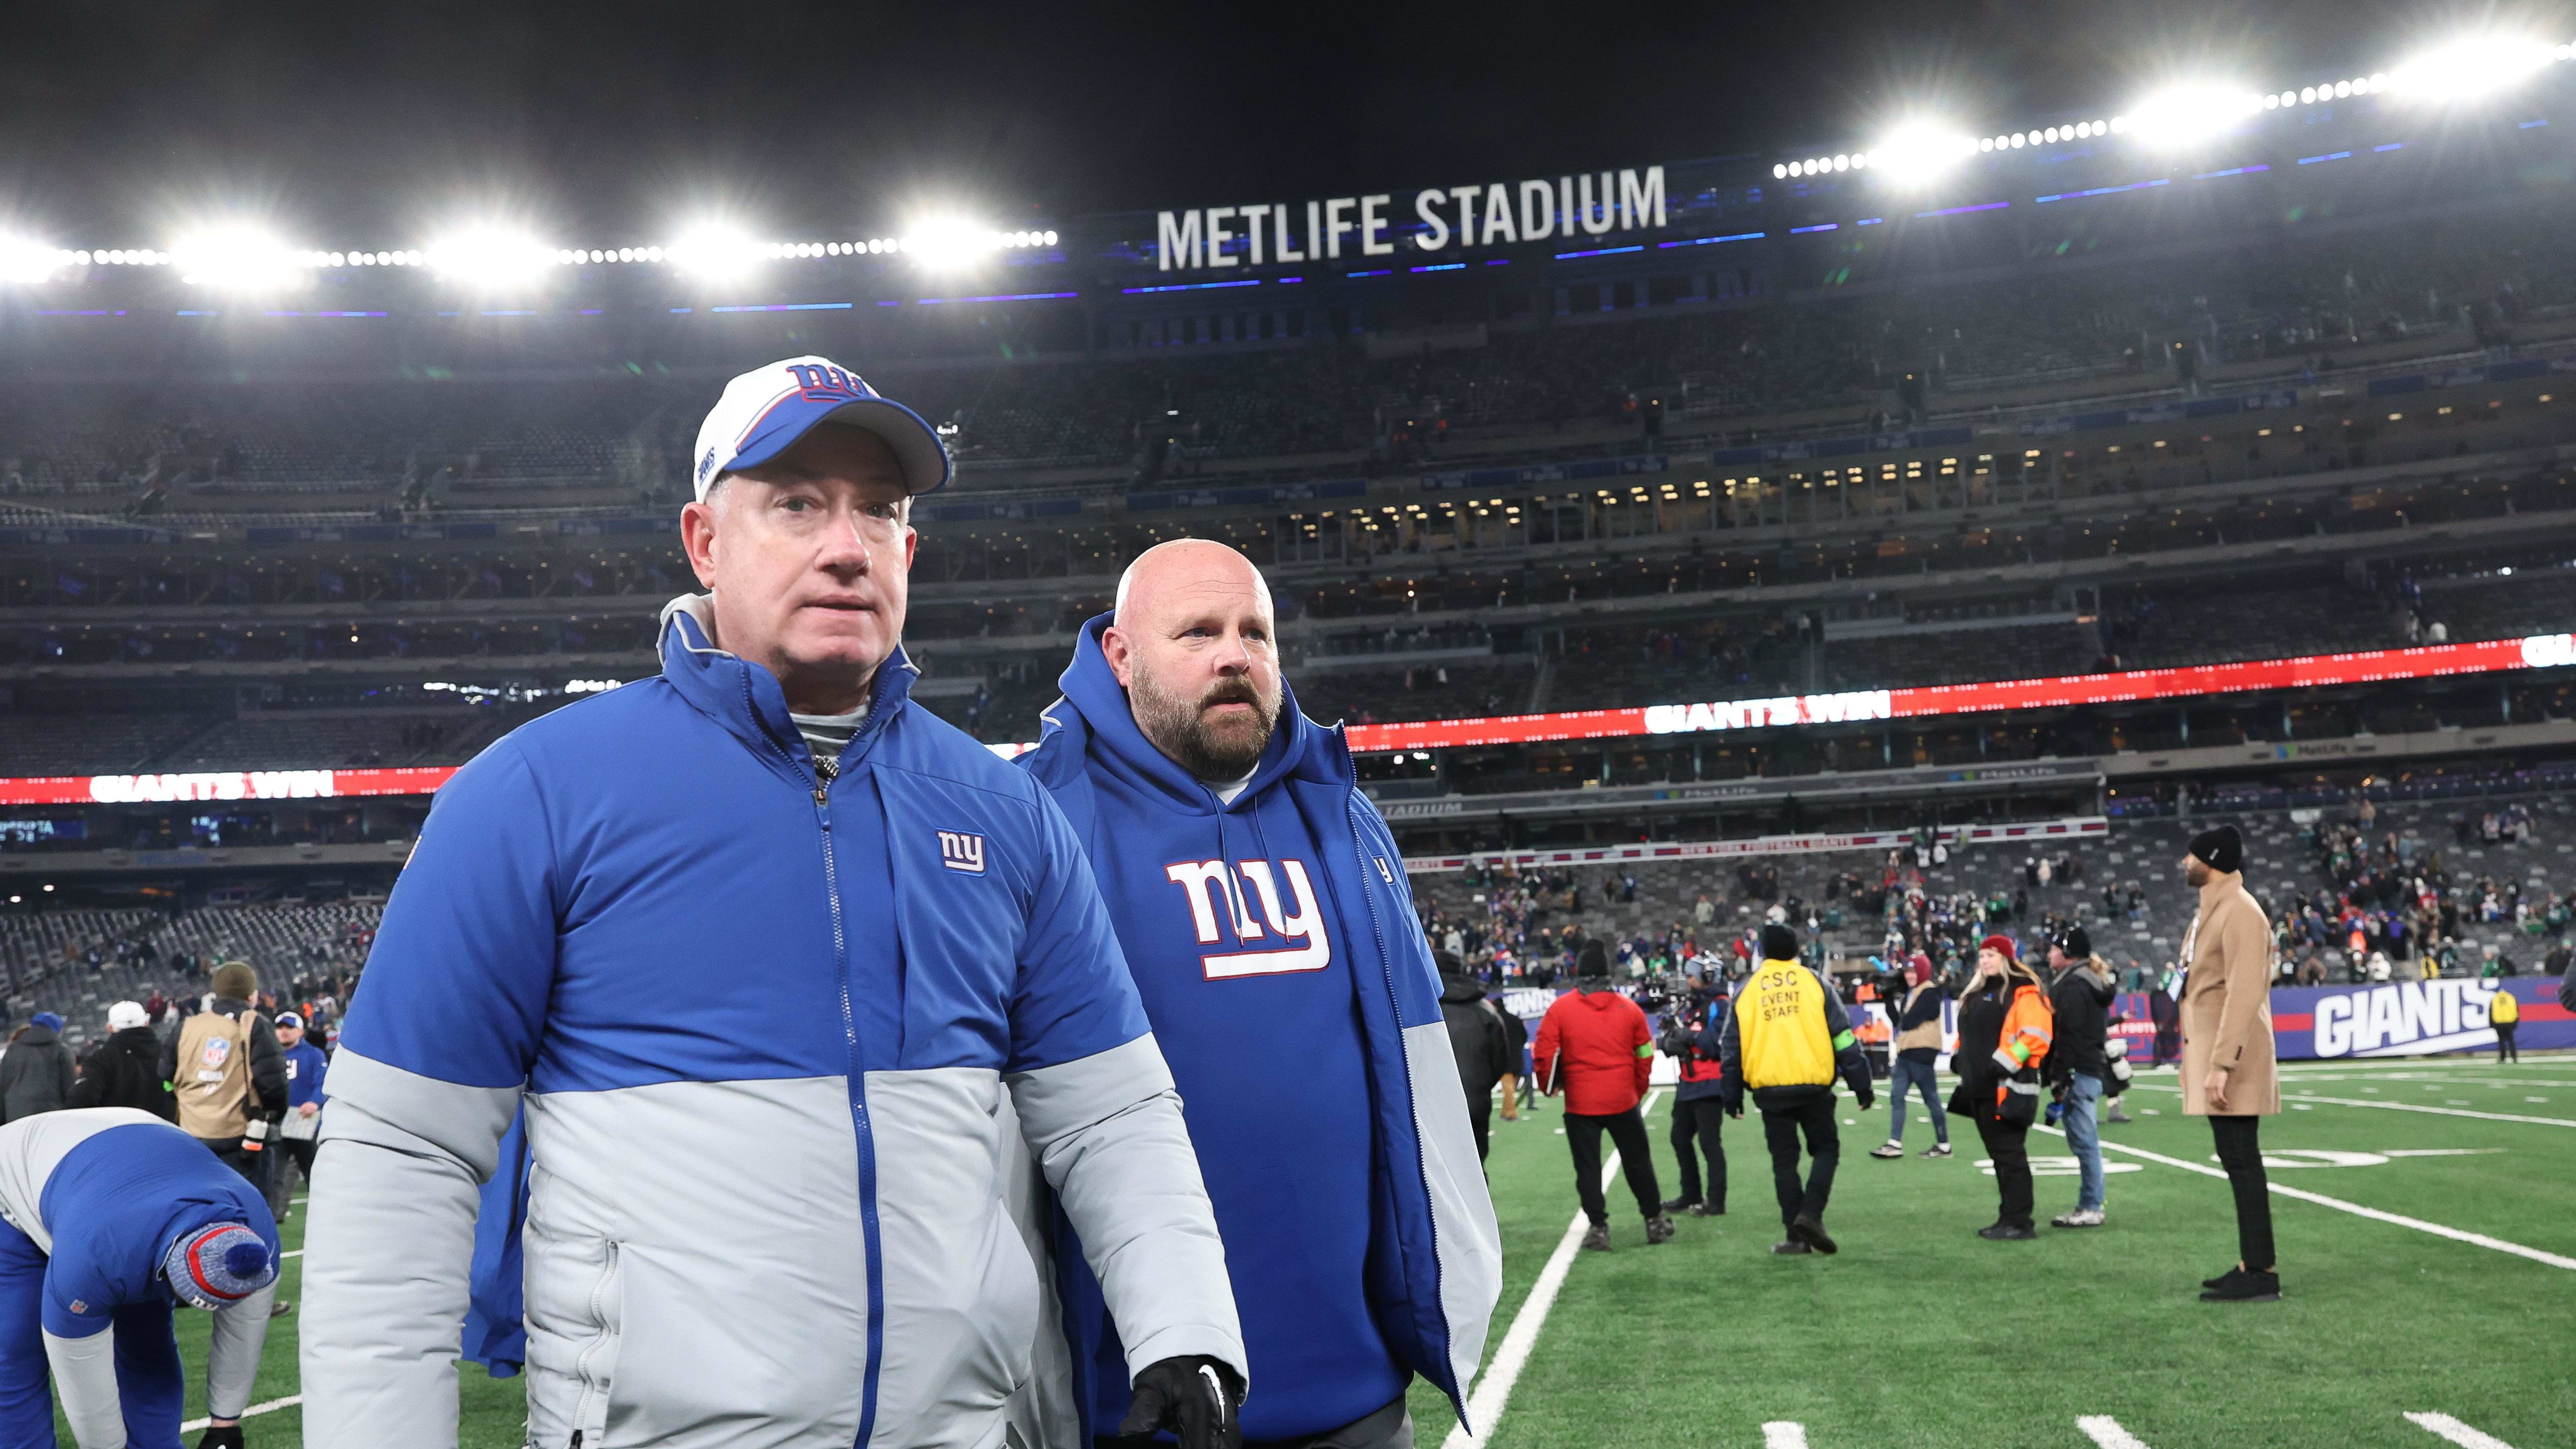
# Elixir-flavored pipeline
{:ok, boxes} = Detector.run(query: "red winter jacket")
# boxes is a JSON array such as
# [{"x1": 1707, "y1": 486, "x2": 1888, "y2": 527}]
[{"x1": 1532, "y1": 986, "x2": 1653, "y2": 1115}]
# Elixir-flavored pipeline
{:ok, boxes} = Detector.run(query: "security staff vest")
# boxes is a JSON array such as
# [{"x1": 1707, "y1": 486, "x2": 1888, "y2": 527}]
[{"x1": 1735, "y1": 959, "x2": 1836, "y2": 1089}]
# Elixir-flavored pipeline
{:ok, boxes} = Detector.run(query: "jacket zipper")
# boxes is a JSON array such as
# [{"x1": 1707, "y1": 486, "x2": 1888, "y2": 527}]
[
  {"x1": 1341, "y1": 794, "x2": 1458, "y2": 1399},
  {"x1": 808, "y1": 748, "x2": 885, "y2": 1449},
  {"x1": 567, "y1": 1239, "x2": 621, "y2": 1447}
]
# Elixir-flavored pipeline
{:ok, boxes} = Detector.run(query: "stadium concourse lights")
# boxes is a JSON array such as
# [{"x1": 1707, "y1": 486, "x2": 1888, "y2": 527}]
[
  {"x1": 424, "y1": 228, "x2": 559, "y2": 287},
  {"x1": 0, "y1": 236, "x2": 75, "y2": 284},
  {"x1": 170, "y1": 227, "x2": 317, "y2": 291}
]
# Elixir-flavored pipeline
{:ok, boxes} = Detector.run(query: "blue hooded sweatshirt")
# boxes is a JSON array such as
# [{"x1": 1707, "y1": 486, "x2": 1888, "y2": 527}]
[{"x1": 1022, "y1": 614, "x2": 1501, "y2": 1441}]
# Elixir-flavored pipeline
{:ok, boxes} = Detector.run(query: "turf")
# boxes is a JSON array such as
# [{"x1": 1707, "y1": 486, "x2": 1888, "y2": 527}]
[
  {"x1": 1408, "y1": 1053, "x2": 2576, "y2": 1449},
  {"x1": 61, "y1": 1053, "x2": 2576, "y2": 1447}
]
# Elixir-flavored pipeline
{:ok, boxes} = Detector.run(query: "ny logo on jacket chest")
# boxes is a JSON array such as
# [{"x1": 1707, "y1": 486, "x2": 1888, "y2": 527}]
[{"x1": 1164, "y1": 858, "x2": 1331, "y2": 980}]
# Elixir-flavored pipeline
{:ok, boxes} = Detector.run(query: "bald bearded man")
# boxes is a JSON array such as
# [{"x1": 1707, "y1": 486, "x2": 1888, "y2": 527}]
[{"x1": 1022, "y1": 541, "x2": 1499, "y2": 1449}]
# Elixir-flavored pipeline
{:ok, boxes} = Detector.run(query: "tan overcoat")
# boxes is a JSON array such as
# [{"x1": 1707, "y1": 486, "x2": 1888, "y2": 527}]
[{"x1": 2180, "y1": 868, "x2": 2280, "y2": 1116}]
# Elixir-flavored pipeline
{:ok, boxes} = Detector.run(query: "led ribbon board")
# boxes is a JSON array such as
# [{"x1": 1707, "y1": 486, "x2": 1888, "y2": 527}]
[{"x1": 0, "y1": 634, "x2": 2564, "y2": 805}]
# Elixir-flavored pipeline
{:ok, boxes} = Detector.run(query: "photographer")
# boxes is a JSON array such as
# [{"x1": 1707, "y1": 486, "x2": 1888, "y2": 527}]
[{"x1": 1661, "y1": 977, "x2": 1729, "y2": 1217}]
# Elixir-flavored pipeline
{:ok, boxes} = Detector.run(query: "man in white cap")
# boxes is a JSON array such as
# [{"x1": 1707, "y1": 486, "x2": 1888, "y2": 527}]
[
  {"x1": 0, "y1": 1107, "x2": 281, "y2": 1449},
  {"x1": 69, "y1": 1004, "x2": 173, "y2": 1121},
  {"x1": 304, "y1": 357, "x2": 1246, "y2": 1449}
]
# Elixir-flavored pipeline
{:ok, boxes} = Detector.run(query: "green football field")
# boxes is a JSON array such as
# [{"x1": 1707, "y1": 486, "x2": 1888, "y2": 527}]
[{"x1": 80, "y1": 1052, "x2": 2576, "y2": 1448}]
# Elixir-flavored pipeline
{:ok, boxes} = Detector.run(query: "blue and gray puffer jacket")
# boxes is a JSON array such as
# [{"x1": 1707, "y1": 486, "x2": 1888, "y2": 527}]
[{"x1": 301, "y1": 596, "x2": 1242, "y2": 1449}]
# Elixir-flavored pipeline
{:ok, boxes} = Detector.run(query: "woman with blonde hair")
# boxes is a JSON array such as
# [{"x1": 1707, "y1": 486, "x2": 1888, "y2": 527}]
[{"x1": 1950, "y1": 934, "x2": 2054, "y2": 1240}]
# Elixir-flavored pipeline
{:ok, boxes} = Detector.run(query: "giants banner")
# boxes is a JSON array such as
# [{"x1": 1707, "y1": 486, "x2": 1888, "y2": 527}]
[
  {"x1": 2109, "y1": 979, "x2": 2570, "y2": 1061},
  {"x1": 2, "y1": 631, "x2": 2569, "y2": 805}
]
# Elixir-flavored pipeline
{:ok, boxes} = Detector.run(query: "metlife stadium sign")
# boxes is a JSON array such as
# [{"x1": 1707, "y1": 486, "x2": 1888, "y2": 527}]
[{"x1": 1154, "y1": 166, "x2": 1667, "y2": 272}]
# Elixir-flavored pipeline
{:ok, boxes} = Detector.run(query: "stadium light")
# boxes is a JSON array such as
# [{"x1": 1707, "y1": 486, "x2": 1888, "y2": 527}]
[
  {"x1": 1864, "y1": 124, "x2": 1979, "y2": 187},
  {"x1": 901, "y1": 217, "x2": 1006, "y2": 269},
  {"x1": 0, "y1": 236, "x2": 71, "y2": 285},
  {"x1": 424, "y1": 228, "x2": 559, "y2": 287},
  {"x1": 2386, "y1": 33, "x2": 2561, "y2": 103},
  {"x1": 2120, "y1": 82, "x2": 2265, "y2": 148},
  {"x1": 170, "y1": 227, "x2": 311, "y2": 291},
  {"x1": 667, "y1": 226, "x2": 765, "y2": 279}
]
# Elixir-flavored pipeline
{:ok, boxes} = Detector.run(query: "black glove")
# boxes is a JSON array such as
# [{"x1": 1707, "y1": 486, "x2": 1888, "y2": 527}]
[
  {"x1": 198, "y1": 1426, "x2": 245, "y2": 1449},
  {"x1": 1855, "y1": 1084, "x2": 1876, "y2": 1112},
  {"x1": 1118, "y1": 1355, "x2": 1242, "y2": 1449}
]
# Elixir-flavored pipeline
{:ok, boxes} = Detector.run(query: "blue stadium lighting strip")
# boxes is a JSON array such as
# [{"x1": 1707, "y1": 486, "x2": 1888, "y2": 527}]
[
  {"x1": 2195, "y1": 164, "x2": 2271, "y2": 179},
  {"x1": 1657, "y1": 231, "x2": 1765, "y2": 248},
  {"x1": 263, "y1": 310, "x2": 388, "y2": 318},
  {"x1": 1347, "y1": 269, "x2": 1392, "y2": 277},
  {"x1": 1553, "y1": 244, "x2": 1643, "y2": 259},
  {"x1": 2374, "y1": 143, "x2": 2405, "y2": 152},
  {"x1": 1856, "y1": 218, "x2": 1884, "y2": 226},
  {"x1": 710, "y1": 301, "x2": 854, "y2": 312},
  {"x1": 1120, "y1": 279, "x2": 1262, "y2": 294},
  {"x1": 2036, "y1": 178, "x2": 2170, "y2": 203},
  {"x1": 1484, "y1": 258, "x2": 1510, "y2": 266},
  {"x1": 914, "y1": 291, "x2": 1079, "y2": 303},
  {"x1": 1411, "y1": 262, "x2": 1464, "y2": 273},
  {"x1": 2297, "y1": 150, "x2": 2355, "y2": 164},
  {"x1": 34, "y1": 309, "x2": 124, "y2": 317},
  {"x1": 1915, "y1": 201, "x2": 2010, "y2": 218},
  {"x1": 2522, "y1": 118, "x2": 2550, "y2": 128},
  {"x1": 1789, "y1": 223, "x2": 1838, "y2": 234}
]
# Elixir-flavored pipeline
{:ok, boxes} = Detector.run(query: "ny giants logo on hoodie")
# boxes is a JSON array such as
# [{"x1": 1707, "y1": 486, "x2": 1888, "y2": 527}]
[{"x1": 1163, "y1": 858, "x2": 1331, "y2": 980}]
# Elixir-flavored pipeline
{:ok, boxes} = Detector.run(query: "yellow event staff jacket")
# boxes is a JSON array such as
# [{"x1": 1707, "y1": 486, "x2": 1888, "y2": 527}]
[{"x1": 1716, "y1": 958, "x2": 1873, "y2": 1113}]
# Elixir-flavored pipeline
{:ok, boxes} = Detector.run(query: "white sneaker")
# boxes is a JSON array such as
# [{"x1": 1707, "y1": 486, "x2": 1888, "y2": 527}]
[
  {"x1": 2051, "y1": 1208, "x2": 2106, "y2": 1228},
  {"x1": 1869, "y1": 1142, "x2": 1904, "y2": 1159}
]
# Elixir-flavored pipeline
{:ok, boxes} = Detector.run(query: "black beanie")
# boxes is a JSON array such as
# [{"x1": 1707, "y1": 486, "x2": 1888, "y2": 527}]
[
  {"x1": 2188, "y1": 825, "x2": 2243, "y2": 874},
  {"x1": 2056, "y1": 925, "x2": 2092, "y2": 960},
  {"x1": 1432, "y1": 949, "x2": 1463, "y2": 977},
  {"x1": 1760, "y1": 923, "x2": 1798, "y2": 960},
  {"x1": 1576, "y1": 941, "x2": 1612, "y2": 978}
]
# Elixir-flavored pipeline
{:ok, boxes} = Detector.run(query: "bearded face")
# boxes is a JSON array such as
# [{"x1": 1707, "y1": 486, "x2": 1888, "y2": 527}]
[{"x1": 1128, "y1": 662, "x2": 1280, "y2": 780}]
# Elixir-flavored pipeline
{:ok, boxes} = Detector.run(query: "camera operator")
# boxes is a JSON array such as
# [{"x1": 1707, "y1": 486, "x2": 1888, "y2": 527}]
[{"x1": 1661, "y1": 975, "x2": 1729, "y2": 1218}]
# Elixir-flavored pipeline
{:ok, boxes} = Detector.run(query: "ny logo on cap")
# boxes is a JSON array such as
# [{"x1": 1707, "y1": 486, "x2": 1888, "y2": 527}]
[
  {"x1": 786, "y1": 363, "x2": 872, "y2": 404},
  {"x1": 696, "y1": 447, "x2": 719, "y2": 485}
]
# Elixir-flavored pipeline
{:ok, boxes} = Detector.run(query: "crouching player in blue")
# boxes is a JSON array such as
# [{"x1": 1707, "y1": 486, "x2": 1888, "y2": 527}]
[
  {"x1": 1024, "y1": 540, "x2": 1501, "y2": 1448},
  {"x1": 0, "y1": 1108, "x2": 280, "y2": 1449}
]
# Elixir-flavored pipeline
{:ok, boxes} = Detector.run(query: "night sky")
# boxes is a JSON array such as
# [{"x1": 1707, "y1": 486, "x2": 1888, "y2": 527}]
[{"x1": 0, "y1": 1, "x2": 2516, "y2": 246}]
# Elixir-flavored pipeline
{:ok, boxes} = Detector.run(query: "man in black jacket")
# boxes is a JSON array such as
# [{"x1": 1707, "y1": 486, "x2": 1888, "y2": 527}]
[
  {"x1": 1436, "y1": 954, "x2": 1516, "y2": 1161},
  {"x1": 2046, "y1": 927, "x2": 2114, "y2": 1229},
  {"x1": 0, "y1": 1012, "x2": 74, "y2": 1122},
  {"x1": 71, "y1": 999, "x2": 177, "y2": 1119}
]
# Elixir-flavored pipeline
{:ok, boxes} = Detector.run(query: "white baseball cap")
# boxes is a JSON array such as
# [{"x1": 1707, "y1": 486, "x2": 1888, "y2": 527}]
[
  {"x1": 107, "y1": 1001, "x2": 149, "y2": 1030},
  {"x1": 690, "y1": 356, "x2": 952, "y2": 502}
]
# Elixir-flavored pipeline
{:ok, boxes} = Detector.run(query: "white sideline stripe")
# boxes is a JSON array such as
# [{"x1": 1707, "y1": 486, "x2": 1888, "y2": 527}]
[
  {"x1": 182, "y1": 1394, "x2": 300, "y2": 1432},
  {"x1": 2128, "y1": 1082, "x2": 2576, "y2": 1127},
  {"x1": 2079, "y1": 1415, "x2": 2155, "y2": 1449},
  {"x1": 1763, "y1": 1423, "x2": 1808, "y2": 1449},
  {"x1": 280, "y1": 1248, "x2": 302, "y2": 1259},
  {"x1": 1440, "y1": 1089, "x2": 1665, "y2": 1449},
  {"x1": 2407, "y1": 1411, "x2": 2518, "y2": 1448},
  {"x1": 2041, "y1": 1127, "x2": 2576, "y2": 1271}
]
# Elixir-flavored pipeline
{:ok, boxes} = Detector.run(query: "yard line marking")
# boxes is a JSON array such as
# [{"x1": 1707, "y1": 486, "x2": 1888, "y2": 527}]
[
  {"x1": 2040, "y1": 1127, "x2": 2576, "y2": 1271},
  {"x1": 1762, "y1": 1423, "x2": 1808, "y2": 1449},
  {"x1": 2079, "y1": 1416, "x2": 2155, "y2": 1449},
  {"x1": 2131, "y1": 1083, "x2": 2576, "y2": 1128},
  {"x1": 2406, "y1": 1411, "x2": 2517, "y2": 1448},
  {"x1": 281, "y1": 1249, "x2": 302, "y2": 1259},
  {"x1": 182, "y1": 1395, "x2": 300, "y2": 1432},
  {"x1": 1441, "y1": 1089, "x2": 1665, "y2": 1449}
]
